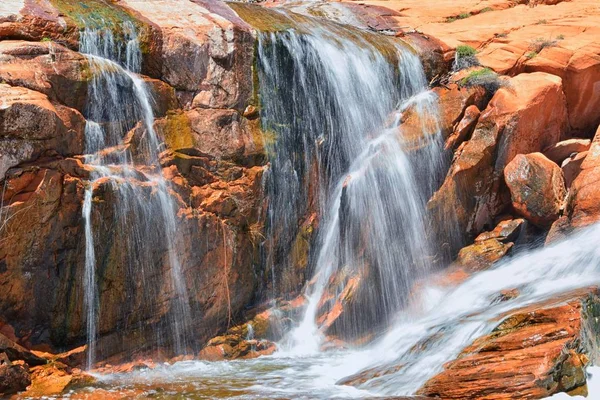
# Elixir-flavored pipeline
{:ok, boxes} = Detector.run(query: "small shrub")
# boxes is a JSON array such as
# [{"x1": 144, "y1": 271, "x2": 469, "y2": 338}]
[
  {"x1": 456, "y1": 45, "x2": 477, "y2": 58},
  {"x1": 529, "y1": 37, "x2": 557, "y2": 53},
  {"x1": 453, "y1": 45, "x2": 479, "y2": 71},
  {"x1": 556, "y1": 34, "x2": 565, "y2": 40},
  {"x1": 480, "y1": 7, "x2": 494, "y2": 13},
  {"x1": 41, "y1": 37, "x2": 52, "y2": 42},
  {"x1": 459, "y1": 68, "x2": 507, "y2": 95},
  {"x1": 445, "y1": 16, "x2": 457, "y2": 23},
  {"x1": 536, "y1": 19, "x2": 547, "y2": 25}
]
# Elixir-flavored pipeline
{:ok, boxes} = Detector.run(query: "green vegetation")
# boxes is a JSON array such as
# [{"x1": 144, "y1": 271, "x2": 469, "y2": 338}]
[
  {"x1": 556, "y1": 34, "x2": 565, "y2": 40},
  {"x1": 480, "y1": 7, "x2": 494, "y2": 13},
  {"x1": 526, "y1": 51, "x2": 538, "y2": 59},
  {"x1": 41, "y1": 37, "x2": 52, "y2": 42},
  {"x1": 446, "y1": 12, "x2": 471, "y2": 23},
  {"x1": 459, "y1": 67, "x2": 506, "y2": 95},
  {"x1": 456, "y1": 45, "x2": 477, "y2": 58},
  {"x1": 536, "y1": 19, "x2": 548, "y2": 25}
]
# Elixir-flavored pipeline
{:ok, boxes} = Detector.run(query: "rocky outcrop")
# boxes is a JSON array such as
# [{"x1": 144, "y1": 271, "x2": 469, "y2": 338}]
[
  {"x1": 504, "y1": 153, "x2": 566, "y2": 228},
  {"x1": 428, "y1": 72, "x2": 568, "y2": 256},
  {"x1": 417, "y1": 288, "x2": 600, "y2": 399},
  {"x1": 0, "y1": 361, "x2": 31, "y2": 396}
]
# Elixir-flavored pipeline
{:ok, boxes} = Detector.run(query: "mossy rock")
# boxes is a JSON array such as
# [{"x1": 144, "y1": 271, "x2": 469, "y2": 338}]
[
  {"x1": 49, "y1": 0, "x2": 153, "y2": 55},
  {"x1": 161, "y1": 111, "x2": 195, "y2": 151}
]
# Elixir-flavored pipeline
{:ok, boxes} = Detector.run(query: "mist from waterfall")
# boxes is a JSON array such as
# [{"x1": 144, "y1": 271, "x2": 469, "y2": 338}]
[{"x1": 80, "y1": 22, "x2": 190, "y2": 369}]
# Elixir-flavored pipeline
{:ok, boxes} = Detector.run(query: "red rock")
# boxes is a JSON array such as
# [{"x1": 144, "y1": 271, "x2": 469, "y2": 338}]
[
  {"x1": 0, "y1": 361, "x2": 30, "y2": 396},
  {"x1": 445, "y1": 104, "x2": 480, "y2": 150},
  {"x1": 562, "y1": 150, "x2": 588, "y2": 188},
  {"x1": 504, "y1": 153, "x2": 566, "y2": 228},
  {"x1": 0, "y1": 83, "x2": 85, "y2": 179},
  {"x1": 543, "y1": 138, "x2": 591, "y2": 165},
  {"x1": 475, "y1": 218, "x2": 524, "y2": 243},
  {"x1": 452, "y1": 239, "x2": 513, "y2": 272},
  {"x1": 417, "y1": 289, "x2": 599, "y2": 399}
]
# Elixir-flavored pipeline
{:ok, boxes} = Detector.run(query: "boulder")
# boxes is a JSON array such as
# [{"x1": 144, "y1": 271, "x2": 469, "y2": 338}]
[
  {"x1": 119, "y1": 0, "x2": 255, "y2": 111},
  {"x1": 0, "y1": 361, "x2": 31, "y2": 396},
  {"x1": 417, "y1": 289, "x2": 600, "y2": 399},
  {"x1": 504, "y1": 153, "x2": 566, "y2": 228},
  {"x1": 562, "y1": 151, "x2": 588, "y2": 188},
  {"x1": 475, "y1": 218, "x2": 524, "y2": 243},
  {"x1": 452, "y1": 239, "x2": 513, "y2": 272},
  {"x1": 428, "y1": 72, "x2": 568, "y2": 256},
  {"x1": 0, "y1": 332, "x2": 47, "y2": 366},
  {"x1": 0, "y1": 83, "x2": 85, "y2": 179}
]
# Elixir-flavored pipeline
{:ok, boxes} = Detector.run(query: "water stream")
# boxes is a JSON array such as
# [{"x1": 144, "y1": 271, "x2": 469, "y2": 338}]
[{"x1": 80, "y1": 23, "x2": 191, "y2": 368}]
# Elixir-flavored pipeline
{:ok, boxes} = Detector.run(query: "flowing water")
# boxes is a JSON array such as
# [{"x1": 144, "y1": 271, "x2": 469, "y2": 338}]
[
  {"x1": 254, "y1": 9, "x2": 445, "y2": 350},
  {"x1": 80, "y1": 23, "x2": 191, "y2": 368},
  {"x1": 60, "y1": 222, "x2": 600, "y2": 399}
]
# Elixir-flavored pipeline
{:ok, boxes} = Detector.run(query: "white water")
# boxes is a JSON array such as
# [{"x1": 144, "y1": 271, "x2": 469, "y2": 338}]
[{"x1": 80, "y1": 23, "x2": 190, "y2": 368}]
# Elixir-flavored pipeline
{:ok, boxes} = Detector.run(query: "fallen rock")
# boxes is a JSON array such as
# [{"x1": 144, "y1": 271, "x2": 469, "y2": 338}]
[
  {"x1": 417, "y1": 288, "x2": 600, "y2": 399},
  {"x1": 543, "y1": 138, "x2": 591, "y2": 165},
  {"x1": 0, "y1": 361, "x2": 31, "y2": 396},
  {"x1": 0, "y1": 332, "x2": 47, "y2": 366},
  {"x1": 25, "y1": 362, "x2": 95, "y2": 397},
  {"x1": 445, "y1": 104, "x2": 480, "y2": 150},
  {"x1": 504, "y1": 153, "x2": 566, "y2": 228},
  {"x1": 475, "y1": 218, "x2": 524, "y2": 243},
  {"x1": 452, "y1": 239, "x2": 513, "y2": 272}
]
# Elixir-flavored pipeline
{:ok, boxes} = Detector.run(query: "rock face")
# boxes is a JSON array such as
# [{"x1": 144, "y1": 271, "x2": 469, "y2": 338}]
[
  {"x1": 504, "y1": 153, "x2": 566, "y2": 228},
  {"x1": 0, "y1": 0, "x2": 267, "y2": 366},
  {"x1": 417, "y1": 289, "x2": 600, "y2": 399},
  {"x1": 0, "y1": 362, "x2": 31, "y2": 395}
]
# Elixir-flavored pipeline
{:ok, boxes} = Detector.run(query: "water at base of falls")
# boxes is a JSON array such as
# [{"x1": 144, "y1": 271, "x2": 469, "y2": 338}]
[
  {"x1": 80, "y1": 23, "x2": 191, "y2": 369},
  {"x1": 58, "y1": 222, "x2": 600, "y2": 398}
]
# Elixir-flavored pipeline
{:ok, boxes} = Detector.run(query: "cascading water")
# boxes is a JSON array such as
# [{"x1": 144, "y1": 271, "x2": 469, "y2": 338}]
[
  {"x1": 56, "y1": 7, "x2": 600, "y2": 400},
  {"x1": 79, "y1": 22, "x2": 191, "y2": 368},
  {"x1": 251, "y1": 9, "x2": 445, "y2": 351}
]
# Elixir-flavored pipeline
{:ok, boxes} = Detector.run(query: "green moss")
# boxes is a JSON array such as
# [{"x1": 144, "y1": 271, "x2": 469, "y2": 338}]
[
  {"x1": 162, "y1": 111, "x2": 195, "y2": 151},
  {"x1": 447, "y1": 12, "x2": 470, "y2": 22},
  {"x1": 49, "y1": 0, "x2": 152, "y2": 55},
  {"x1": 41, "y1": 37, "x2": 52, "y2": 42},
  {"x1": 480, "y1": 7, "x2": 493, "y2": 13}
]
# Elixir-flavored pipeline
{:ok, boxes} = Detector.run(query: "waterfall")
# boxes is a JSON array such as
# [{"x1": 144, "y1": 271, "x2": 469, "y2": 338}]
[
  {"x1": 80, "y1": 23, "x2": 190, "y2": 368},
  {"x1": 252, "y1": 10, "x2": 444, "y2": 351}
]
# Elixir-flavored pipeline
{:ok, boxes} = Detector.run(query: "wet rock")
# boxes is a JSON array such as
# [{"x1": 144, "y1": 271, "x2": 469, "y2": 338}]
[
  {"x1": 417, "y1": 288, "x2": 600, "y2": 399},
  {"x1": 119, "y1": 0, "x2": 254, "y2": 111},
  {"x1": 0, "y1": 361, "x2": 31, "y2": 396},
  {"x1": 543, "y1": 138, "x2": 591, "y2": 165},
  {"x1": 504, "y1": 153, "x2": 566, "y2": 228},
  {"x1": 0, "y1": 332, "x2": 47, "y2": 366},
  {"x1": 24, "y1": 362, "x2": 96, "y2": 397},
  {"x1": 475, "y1": 218, "x2": 524, "y2": 243},
  {"x1": 493, "y1": 288, "x2": 520, "y2": 302},
  {"x1": 452, "y1": 239, "x2": 513, "y2": 272}
]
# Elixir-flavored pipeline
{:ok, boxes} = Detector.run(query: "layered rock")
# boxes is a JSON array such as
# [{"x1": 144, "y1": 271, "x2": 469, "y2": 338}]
[{"x1": 417, "y1": 289, "x2": 600, "y2": 399}]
